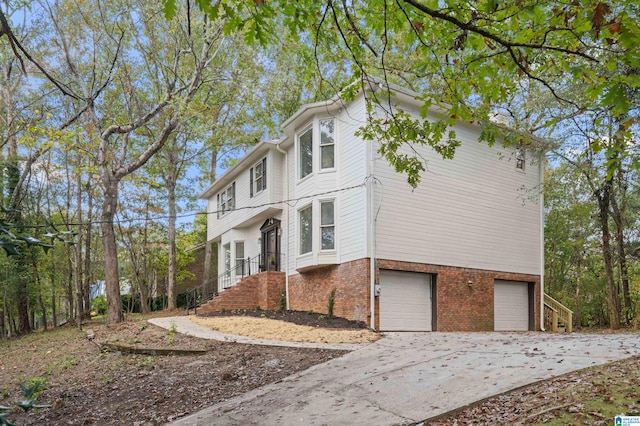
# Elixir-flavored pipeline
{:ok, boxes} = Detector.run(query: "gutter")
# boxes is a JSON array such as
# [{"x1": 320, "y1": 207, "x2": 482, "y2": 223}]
[
  {"x1": 539, "y1": 152, "x2": 545, "y2": 331},
  {"x1": 276, "y1": 139, "x2": 290, "y2": 310}
]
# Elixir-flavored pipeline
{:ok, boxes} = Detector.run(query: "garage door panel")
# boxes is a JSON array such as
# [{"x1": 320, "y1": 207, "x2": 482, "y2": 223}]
[
  {"x1": 494, "y1": 280, "x2": 529, "y2": 331},
  {"x1": 380, "y1": 270, "x2": 432, "y2": 331}
]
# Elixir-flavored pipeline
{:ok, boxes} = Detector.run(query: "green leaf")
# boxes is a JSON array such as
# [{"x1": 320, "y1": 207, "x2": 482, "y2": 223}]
[
  {"x1": 162, "y1": 0, "x2": 177, "y2": 20},
  {"x1": 0, "y1": 241, "x2": 20, "y2": 256}
]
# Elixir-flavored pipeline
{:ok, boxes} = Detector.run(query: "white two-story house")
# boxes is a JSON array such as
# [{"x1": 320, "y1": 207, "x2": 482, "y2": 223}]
[{"x1": 199, "y1": 79, "x2": 544, "y2": 332}]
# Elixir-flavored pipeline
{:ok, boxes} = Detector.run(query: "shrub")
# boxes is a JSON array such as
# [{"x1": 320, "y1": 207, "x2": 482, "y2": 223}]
[
  {"x1": 91, "y1": 295, "x2": 107, "y2": 315},
  {"x1": 327, "y1": 288, "x2": 337, "y2": 319}
]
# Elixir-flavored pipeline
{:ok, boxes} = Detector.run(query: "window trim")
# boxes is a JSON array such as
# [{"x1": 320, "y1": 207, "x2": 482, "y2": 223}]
[
  {"x1": 218, "y1": 182, "x2": 236, "y2": 216},
  {"x1": 250, "y1": 157, "x2": 267, "y2": 197},
  {"x1": 235, "y1": 241, "x2": 245, "y2": 275},
  {"x1": 297, "y1": 126, "x2": 314, "y2": 181},
  {"x1": 319, "y1": 118, "x2": 335, "y2": 171},
  {"x1": 515, "y1": 149, "x2": 525, "y2": 171},
  {"x1": 319, "y1": 199, "x2": 335, "y2": 251},
  {"x1": 298, "y1": 204, "x2": 313, "y2": 255}
]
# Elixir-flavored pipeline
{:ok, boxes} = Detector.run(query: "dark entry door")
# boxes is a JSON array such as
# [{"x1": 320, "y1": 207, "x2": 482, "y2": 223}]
[{"x1": 260, "y1": 218, "x2": 280, "y2": 271}]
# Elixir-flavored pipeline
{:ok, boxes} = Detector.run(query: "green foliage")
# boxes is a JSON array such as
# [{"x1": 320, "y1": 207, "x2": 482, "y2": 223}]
[
  {"x1": 277, "y1": 289, "x2": 286, "y2": 313},
  {"x1": 327, "y1": 288, "x2": 336, "y2": 319},
  {"x1": 91, "y1": 296, "x2": 107, "y2": 315},
  {"x1": 171, "y1": 0, "x2": 640, "y2": 187},
  {"x1": 0, "y1": 382, "x2": 49, "y2": 425}
]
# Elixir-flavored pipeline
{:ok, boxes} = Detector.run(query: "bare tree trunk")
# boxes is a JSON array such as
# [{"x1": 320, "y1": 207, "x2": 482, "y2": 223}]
[
  {"x1": 50, "y1": 251, "x2": 58, "y2": 327},
  {"x1": 65, "y1": 248, "x2": 74, "y2": 321},
  {"x1": 598, "y1": 180, "x2": 620, "y2": 329},
  {"x1": 102, "y1": 176, "x2": 123, "y2": 324},
  {"x1": 74, "y1": 172, "x2": 84, "y2": 330},
  {"x1": 0, "y1": 290, "x2": 5, "y2": 339},
  {"x1": 203, "y1": 149, "x2": 218, "y2": 285},
  {"x1": 203, "y1": 242, "x2": 213, "y2": 285},
  {"x1": 83, "y1": 184, "x2": 93, "y2": 318},
  {"x1": 39, "y1": 293, "x2": 47, "y2": 331},
  {"x1": 610, "y1": 169, "x2": 632, "y2": 323},
  {"x1": 167, "y1": 179, "x2": 177, "y2": 310}
]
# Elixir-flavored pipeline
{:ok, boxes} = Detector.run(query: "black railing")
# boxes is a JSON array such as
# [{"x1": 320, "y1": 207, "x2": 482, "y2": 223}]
[{"x1": 185, "y1": 252, "x2": 284, "y2": 314}]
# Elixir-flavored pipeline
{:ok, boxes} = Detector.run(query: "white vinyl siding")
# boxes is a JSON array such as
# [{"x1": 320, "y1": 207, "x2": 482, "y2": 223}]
[
  {"x1": 205, "y1": 149, "x2": 285, "y2": 242},
  {"x1": 373, "y1": 111, "x2": 541, "y2": 275}
]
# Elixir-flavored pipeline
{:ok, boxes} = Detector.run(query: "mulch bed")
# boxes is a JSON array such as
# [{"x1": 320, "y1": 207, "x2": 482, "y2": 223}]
[{"x1": 199, "y1": 309, "x2": 369, "y2": 329}]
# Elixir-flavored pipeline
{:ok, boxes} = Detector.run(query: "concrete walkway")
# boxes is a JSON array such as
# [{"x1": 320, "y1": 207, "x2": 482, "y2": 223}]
[{"x1": 155, "y1": 318, "x2": 640, "y2": 425}]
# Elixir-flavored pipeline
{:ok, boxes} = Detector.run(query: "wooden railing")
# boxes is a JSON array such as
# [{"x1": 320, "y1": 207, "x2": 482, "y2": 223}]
[{"x1": 544, "y1": 293, "x2": 573, "y2": 333}]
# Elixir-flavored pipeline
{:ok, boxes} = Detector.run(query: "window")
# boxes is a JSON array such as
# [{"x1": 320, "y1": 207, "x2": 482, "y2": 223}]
[
  {"x1": 218, "y1": 182, "x2": 236, "y2": 215},
  {"x1": 319, "y1": 119, "x2": 335, "y2": 169},
  {"x1": 223, "y1": 243, "x2": 231, "y2": 274},
  {"x1": 299, "y1": 127, "x2": 313, "y2": 179},
  {"x1": 320, "y1": 201, "x2": 335, "y2": 250},
  {"x1": 299, "y1": 205, "x2": 312, "y2": 254},
  {"x1": 250, "y1": 158, "x2": 267, "y2": 197},
  {"x1": 235, "y1": 242, "x2": 245, "y2": 275},
  {"x1": 515, "y1": 149, "x2": 525, "y2": 170}
]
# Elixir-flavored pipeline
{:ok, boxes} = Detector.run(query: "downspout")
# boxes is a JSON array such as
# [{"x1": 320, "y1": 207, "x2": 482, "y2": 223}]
[
  {"x1": 539, "y1": 152, "x2": 545, "y2": 331},
  {"x1": 276, "y1": 140, "x2": 290, "y2": 310},
  {"x1": 368, "y1": 142, "x2": 377, "y2": 331}
]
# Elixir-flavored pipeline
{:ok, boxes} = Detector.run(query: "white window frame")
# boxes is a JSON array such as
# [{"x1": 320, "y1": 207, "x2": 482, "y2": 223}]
[
  {"x1": 298, "y1": 126, "x2": 313, "y2": 181},
  {"x1": 319, "y1": 118, "x2": 335, "y2": 171},
  {"x1": 250, "y1": 157, "x2": 267, "y2": 197},
  {"x1": 218, "y1": 182, "x2": 235, "y2": 216},
  {"x1": 320, "y1": 200, "x2": 335, "y2": 251},
  {"x1": 515, "y1": 149, "x2": 525, "y2": 171},
  {"x1": 298, "y1": 204, "x2": 313, "y2": 255},
  {"x1": 235, "y1": 241, "x2": 245, "y2": 275},
  {"x1": 223, "y1": 243, "x2": 231, "y2": 274}
]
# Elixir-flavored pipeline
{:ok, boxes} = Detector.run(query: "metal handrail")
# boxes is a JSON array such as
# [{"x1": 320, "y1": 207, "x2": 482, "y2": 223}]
[{"x1": 185, "y1": 252, "x2": 284, "y2": 314}]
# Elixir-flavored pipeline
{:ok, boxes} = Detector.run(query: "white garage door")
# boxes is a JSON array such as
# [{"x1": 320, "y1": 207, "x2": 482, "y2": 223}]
[
  {"x1": 379, "y1": 270, "x2": 432, "y2": 331},
  {"x1": 494, "y1": 280, "x2": 529, "y2": 331}
]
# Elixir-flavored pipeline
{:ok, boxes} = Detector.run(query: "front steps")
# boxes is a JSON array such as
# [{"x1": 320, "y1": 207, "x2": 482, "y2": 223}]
[{"x1": 197, "y1": 271, "x2": 285, "y2": 314}]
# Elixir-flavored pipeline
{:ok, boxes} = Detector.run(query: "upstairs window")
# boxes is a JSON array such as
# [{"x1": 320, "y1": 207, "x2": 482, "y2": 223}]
[
  {"x1": 515, "y1": 149, "x2": 525, "y2": 170},
  {"x1": 320, "y1": 200, "x2": 335, "y2": 250},
  {"x1": 217, "y1": 182, "x2": 235, "y2": 216},
  {"x1": 250, "y1": 157, "x2": 267, "y2": 197},
  {"x1": 299, "y1": 205, "x2": 312, "y2": 255},
  {"x1": 298, "y1": 127, "x2": 313, "y2": 179},
  {"x1": 319, "y1": 119, "x2": 335, "y2": 170}
]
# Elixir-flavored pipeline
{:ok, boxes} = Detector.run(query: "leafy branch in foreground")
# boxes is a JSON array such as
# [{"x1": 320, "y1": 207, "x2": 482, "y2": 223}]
[
  {"x1": 0, "y1": 214, "x2": 76, "y2": 257},
  {"x1": 0, "y1": 382, "x2": 49, "y2": 426}
]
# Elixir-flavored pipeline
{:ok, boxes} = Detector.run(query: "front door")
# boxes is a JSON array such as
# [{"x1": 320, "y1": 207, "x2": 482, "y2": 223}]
[{"x1": 260, "y1": 218, "x2": 281, "y2": 271}]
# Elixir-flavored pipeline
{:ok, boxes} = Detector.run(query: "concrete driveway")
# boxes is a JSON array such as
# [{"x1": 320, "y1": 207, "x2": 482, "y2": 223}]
[{"x1": 170, "y1": 331, "x2": 640, "y2": 425}]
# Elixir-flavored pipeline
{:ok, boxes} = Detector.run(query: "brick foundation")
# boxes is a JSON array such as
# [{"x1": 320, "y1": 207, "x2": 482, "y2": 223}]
[
  {"x1": 198, "y1": 271, "x2": 285, "y2": 313},
  {"x1": 376, "y1": 259, "x2": 541, "y2": 332},
  {"x1": 288, "y1": 259, "x2": 371, "y2": 324},
  {"x1": 288, "y1": 258, "x2": 541, "y2": 332}
]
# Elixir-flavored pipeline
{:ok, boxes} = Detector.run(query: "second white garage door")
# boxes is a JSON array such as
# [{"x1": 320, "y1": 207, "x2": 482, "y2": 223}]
[
  {"x1": 494, "y1": 280, "x2": 529, "y2": 331},
  {"x1": 379, "y1": 270, "x2": 432, "y2": 331}
]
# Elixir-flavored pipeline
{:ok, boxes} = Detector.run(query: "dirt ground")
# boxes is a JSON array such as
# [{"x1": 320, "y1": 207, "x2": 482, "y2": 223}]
[
  {"x1": 191, "y1": 310, "x2": 379, "y2": 344},
  {"x1": 0, "y1": 312, "x2": 349, "y2": 425},
  {"x1": 3, "y1": 311, "x2": 638, "y2": 425}
]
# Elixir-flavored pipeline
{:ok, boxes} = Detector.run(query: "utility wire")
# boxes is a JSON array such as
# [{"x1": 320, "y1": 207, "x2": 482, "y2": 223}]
[{"x1": 14, "y1": 179, "x2": 369, "y2": 230}]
